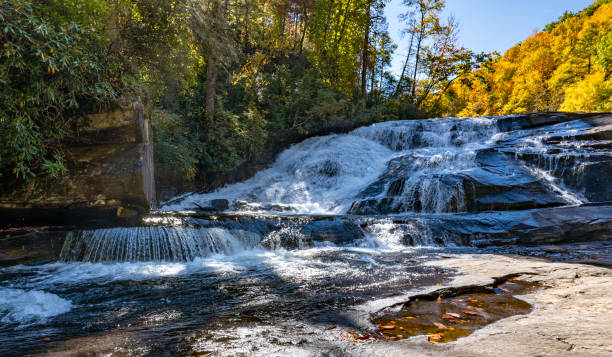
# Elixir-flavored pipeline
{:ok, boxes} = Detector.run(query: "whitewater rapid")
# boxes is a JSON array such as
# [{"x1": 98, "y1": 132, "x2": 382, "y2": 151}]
[{"x1": 163, "y1": 118, "x2": 499, "y2": 213}]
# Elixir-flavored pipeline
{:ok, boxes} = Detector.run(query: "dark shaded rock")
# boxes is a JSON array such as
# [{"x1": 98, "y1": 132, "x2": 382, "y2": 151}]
[
  {"x1": 496, "y1": 112, "x2": 611, "y2": 132},
  {"x1": 301, "y1": 219, "x2": 365, "y2": 244},
  {"x1": 210, "y1": 199, "x2": 230, "y2": 211},
  {"x1": 349, "y1": 150, "x2": 566, "y2": 215},
  {"x1": 0, "y1": 100, "x2": 155, "y2": 229},
  {"x1": 465, "y1": 150, "x2": 567, "y2": 211},
  {"x1": 413, "y1": 204, "x2": 612, "y2": 247},
  {"x1": 0, "y1": 230, "x2": 67, "y2": 265}
]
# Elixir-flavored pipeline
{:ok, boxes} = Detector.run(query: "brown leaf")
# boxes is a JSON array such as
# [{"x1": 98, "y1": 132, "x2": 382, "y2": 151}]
[
  {"x1": 428, "y1": 334, "x2": 443, "y2": 343},
  {"x1": 356, "y1": 333, "x2": 371, "y2": 340},
  {"x1": 433, "y1": 322, "x2": 449, "y2": 330},
  {"x1": 378, "y1": 325, "x2": 396, "y2": 330},
  {"x1": 442, "y1": 312, "x2": 461, "y2": 319},
  {"x1": 325, "y1": 324, "x2": 337, "y2": 330},
  {"x1": 461, "y1": 309, "x2": 483, "y2": 317}
]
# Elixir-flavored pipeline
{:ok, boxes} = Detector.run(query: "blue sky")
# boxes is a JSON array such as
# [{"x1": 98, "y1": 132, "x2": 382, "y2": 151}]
[{"x1": 385, "y1": 0, "x2": 595, "y2": 75}]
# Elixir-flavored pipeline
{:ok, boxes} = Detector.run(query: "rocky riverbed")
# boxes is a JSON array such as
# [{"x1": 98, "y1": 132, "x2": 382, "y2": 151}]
[
  {"x1": 1, "y1": 113, "x2": 611, "y2": 356},
  {"x1": 13, "y1": 250, "x2": 610, "y2": 357}
]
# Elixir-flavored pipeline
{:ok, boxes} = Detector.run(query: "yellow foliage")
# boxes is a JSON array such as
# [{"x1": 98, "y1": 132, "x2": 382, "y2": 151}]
[
  {"x1": 560, "y1": 72, "x2": 612, "y2": 111},
  {"x1": 448, "y1": 1, "x2": 612, "y2": 116}
]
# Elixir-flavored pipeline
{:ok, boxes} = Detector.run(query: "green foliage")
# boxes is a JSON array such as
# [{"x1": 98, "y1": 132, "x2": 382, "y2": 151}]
[
  {"x1": 596, "y1": 27, "x2": 612, "y2": 76},
  {"x1": 0, "y1": 0, "x2": 119, "y2": 179},
  {"x1": 545, "y1": 0, "x2": 612, "y2": 31},
  {"x1": 151, "y1": 110, "x2": 201, "y2": 180}
]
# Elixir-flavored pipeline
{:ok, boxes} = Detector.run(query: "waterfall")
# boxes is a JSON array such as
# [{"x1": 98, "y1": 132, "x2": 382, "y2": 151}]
[
  {"x1": 163, "y1": 117, "x2": 499, "y2": 214},
  {"x1": 59, "y1": 227, "x2": 261, "y2": 263},
  {"x1": 58, "y1": 116, "x2": 606, "y2": 262}
]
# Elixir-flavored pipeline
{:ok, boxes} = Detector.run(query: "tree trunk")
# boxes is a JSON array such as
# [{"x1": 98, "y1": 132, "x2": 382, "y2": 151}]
[
  {"x1": 411, "y1": 10, "x2": 426, "y2": 100},
  {"x1": 206, "y1": 55, "x2": 218, "y2": 123},
  {"x1": 335, "y1": 0, "x2": 353, "y2": 45},
  {"x1": 299, "y1": 4, "x2": 308, "y2": 53},
  {"x1": 243, "y1": 0, "x2": 250, "y2": 47},
  {"x1": 395, "y1": 31, "x2": 415, "y2": 96},
  {"x1": 361, "y1": 3, "x2": 372, "y2": 101}
]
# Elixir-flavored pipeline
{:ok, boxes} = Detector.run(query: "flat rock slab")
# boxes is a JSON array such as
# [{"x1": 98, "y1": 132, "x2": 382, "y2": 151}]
[{"x1": 350, "y1": 254, "x2": 612, "y2": 356}]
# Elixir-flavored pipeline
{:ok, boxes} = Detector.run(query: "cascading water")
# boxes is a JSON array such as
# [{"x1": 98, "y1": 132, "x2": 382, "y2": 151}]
[
  {"x1": 164, "y1": 118, "x2": 500, "y2": 214},
  {"x1": 59, "y1": 226, "x2": 261, "y2": 263},
  {"x1": 2, "y1": 114, "x2": 610, "y2": 356},
  {"x1": 56, "y1": 116, "x2": 605, "y2": 263}
]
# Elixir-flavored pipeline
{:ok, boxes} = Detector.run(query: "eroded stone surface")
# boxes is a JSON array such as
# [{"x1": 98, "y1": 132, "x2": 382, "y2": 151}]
[
  {"x1": 351, "y1": 254, "x2": 612, "y2": 356},
  {"x1": 0, "y1": 100, "x2": 155, "y2": 228}
]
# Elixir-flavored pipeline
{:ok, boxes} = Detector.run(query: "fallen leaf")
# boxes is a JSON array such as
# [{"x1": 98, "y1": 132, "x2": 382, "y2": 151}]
[
  {"x1": 43, "y1": 337, "x2": 51, "y2": 342},
  {"x1": 428, "y1": 334, "x2": 443, "y2": 343},
  {"x1": 378, "y1": 325, "x2": 396, "y2": 330},
  {"x1": 325, "y1": 324, "x2": 337, "y2": 330},
  {"x1": 461, "y1": 309, "x2": 483, "y2": 317},
  {"x1": 344, "y1": 330, "x2": 371, "y2": 342},
  {"x1": 436, "y1": 296, "x2": 442, "y2": 302},
  {"x1": 442, "y1": 313, "x2": 461, "y2": 319},
  {"x1": 433, "y1": 322, "x2": 449, "y2": 330},
  {"x1": 356, "y1": 333, "x2": 371, "y2": 340}
]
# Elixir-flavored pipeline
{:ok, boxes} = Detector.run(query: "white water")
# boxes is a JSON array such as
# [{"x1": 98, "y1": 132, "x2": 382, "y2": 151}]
[
  {"x1": 0, "y1": 288, "x2": 73, "y2": 327},
  {"x1": 164, "y1": 118, "x2": 498, "y2": 214}
]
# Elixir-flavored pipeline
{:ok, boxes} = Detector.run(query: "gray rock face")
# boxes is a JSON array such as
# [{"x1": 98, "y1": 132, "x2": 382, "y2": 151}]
[
  {"x1": 388, "y1": 204, "x2": 612, "y2": 247},
  {"x1": 349, "y1": 113, "x2": 611, "y2": 215}
]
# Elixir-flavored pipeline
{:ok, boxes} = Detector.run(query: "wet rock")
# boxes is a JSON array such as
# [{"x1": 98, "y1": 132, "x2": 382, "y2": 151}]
[
  {"x1": 301, "y1": 219, "x2": 365, "y2": 244},
  {"x1": 421, "y1": 204, "x2": 612, "y2": 247},
  {"x1": 464, "y1": 150, "x2": 567, "y2": 211},
  {"x1": 349, "y1": 150, "x2": 566, "y2": 215},
  {"x1": 0, "y1": 230, "x2": 67, "y2": 265},
  {"x1": 495, "y1": 112, "x2": 610, "y2": 131},
  {"x1": 210, "y1": 199, "x2": 230, "y2": 211}
]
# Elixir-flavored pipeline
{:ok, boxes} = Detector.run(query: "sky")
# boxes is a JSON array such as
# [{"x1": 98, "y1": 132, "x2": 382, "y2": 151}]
[{"x1": 385, "y1": 0, "x2": 595, "y2": 75}]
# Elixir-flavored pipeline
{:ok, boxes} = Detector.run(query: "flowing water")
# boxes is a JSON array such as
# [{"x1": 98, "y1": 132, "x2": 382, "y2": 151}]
[{"x1": 1, "y1": 116, "x2": 609, "y2": 356}]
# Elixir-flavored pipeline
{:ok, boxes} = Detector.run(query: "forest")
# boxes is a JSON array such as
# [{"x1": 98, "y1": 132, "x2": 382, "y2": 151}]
[{"x1": 1, "y1": 0, "x2": 611, "y2": 182}]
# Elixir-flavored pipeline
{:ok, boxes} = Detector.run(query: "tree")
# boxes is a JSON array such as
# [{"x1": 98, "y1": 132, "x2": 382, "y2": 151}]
[{"x1": 189, "y1": 0, "x2": 239, "y2": 123}]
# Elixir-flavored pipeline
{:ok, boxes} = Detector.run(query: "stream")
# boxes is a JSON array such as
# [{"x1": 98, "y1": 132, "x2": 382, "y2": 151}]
[{"x1": 1, "y1": 115, "x2": 610, "y2": 356}]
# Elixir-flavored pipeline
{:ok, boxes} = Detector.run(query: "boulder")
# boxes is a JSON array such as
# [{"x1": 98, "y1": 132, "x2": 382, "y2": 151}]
[
  {"x1": 210, "y1": 199, "x2": 230, "y2": 211},
  {"x1": 348, "y1": 150, "x2": 566, "y2": 215},
  {"x1": 301, "y1": 219, "x2": 365, "y2": 245}
]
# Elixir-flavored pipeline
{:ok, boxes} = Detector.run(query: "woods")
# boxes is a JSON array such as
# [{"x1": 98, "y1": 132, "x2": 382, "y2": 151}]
[
  {"x1": 444, "y1": 0, "x2": 612, "y2": 116},
  {"x1": 1, "y1": 0, "x2": 611, "y2": 182}
]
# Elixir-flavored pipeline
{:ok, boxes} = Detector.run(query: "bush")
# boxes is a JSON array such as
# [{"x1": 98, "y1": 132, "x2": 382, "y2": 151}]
[{"x1": 0, "y1": 0, "x2": 119, "y2": 179}]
